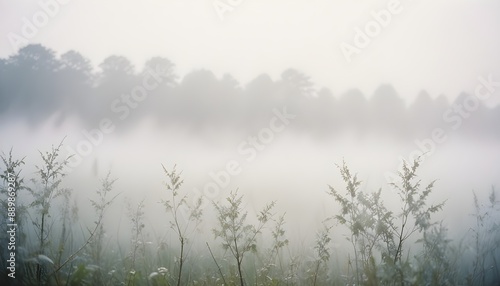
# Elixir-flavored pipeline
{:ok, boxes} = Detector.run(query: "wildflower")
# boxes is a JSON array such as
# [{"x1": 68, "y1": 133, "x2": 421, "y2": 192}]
[
  {"x1": 25, "y1": 254, "x2": 54, "y2": 265},
  {"x1": 158, "y1": 267, "x2": 168, "y2": 274},
  {"x1": 37, "y1": 254, "x2": 54, "y2": 265},
  {"x1": 148, "y1": 272, "x2": 159, "y2": 279}
]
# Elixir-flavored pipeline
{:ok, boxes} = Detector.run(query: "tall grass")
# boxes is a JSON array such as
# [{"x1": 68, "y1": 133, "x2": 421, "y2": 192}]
[
  {"x1": 212, "y1": 189, "x2": 275, "y2": 286},
  {"x1": 160, "y1": 164, "x2": 203, "y2": 286},
  {"x1": 1, "y1": 144, "x2": 499, "y2": 285}
]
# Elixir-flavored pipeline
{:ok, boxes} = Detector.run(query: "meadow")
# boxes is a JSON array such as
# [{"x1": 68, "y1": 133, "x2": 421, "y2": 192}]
[
  {"x1": 1, "y1": 140, "x2": 499, "y2": 286},
  {"x1": 1, "y1": 44, "x2": 499, "y2": 285}
]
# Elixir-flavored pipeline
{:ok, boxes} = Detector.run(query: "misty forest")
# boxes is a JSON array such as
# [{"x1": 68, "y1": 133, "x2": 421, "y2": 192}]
[{"x1": 1, "y1": 44, "x2": 500, "y2": 286}]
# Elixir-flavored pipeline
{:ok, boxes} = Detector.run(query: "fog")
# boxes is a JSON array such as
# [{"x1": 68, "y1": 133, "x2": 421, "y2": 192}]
[
  {"x1": 2, "y1": 98, "x2": 500, "y2": 283},
  {"x1": 2, "y1": 106, "x2": 499, "y2": 233},
  {"x1": 1, "y1": 1, "x2": 500, "y2": 284}
]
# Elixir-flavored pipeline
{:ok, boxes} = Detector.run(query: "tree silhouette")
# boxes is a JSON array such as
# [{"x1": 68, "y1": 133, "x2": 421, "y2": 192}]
[
  {"x1": 8, "y1": 44, "x2": 60, "y2": 71},
  {"x1": 280, "y1": 68, "x2": 315, "y2": 97},
  {"x1": 241, "y1": 74, "x2": 278, "y2": 131},
  {"x1": 91, "y1": 55, "x2": 138, "y2": 126},
  {"x1": 451, "y1": 92, "x2": 489, "y2": 137},
  {"x1": 4, "y1": 44, "x2": 62, "y2": 125},
  {"x1": 99, "y1": 55, "x2": 135, "y2": 79},
  {"x1": 0, "y1": 44, "x2": 498, "y2": 142},
  {"x1": 142, "y1": 56, "x2": 177, "y2": 86},
  {"x1": 408, "y1": 91, "x2": 437, "y2": 136},
  {"x1": 368, "y1": 84, "x2": 406, "y2": 136},
  {"x1": 337, "y1": 89, "x2": 368, "y2": 133},
  {"x1": 138, "y1": 57, "x2": 178, "y2": 126},
  {"x1": 176, "y1": 69, "x2": 219, "y2": 129},
  {"x1": 58, "y1": 51, "x2": 94, "y2": 123},
  {"x1": 309, "y1": 87, "x2": 338, "y2": 137}
]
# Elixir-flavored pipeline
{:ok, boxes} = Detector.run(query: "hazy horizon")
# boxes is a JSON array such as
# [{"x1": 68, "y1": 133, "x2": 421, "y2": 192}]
[
  {"x1": 2, "y1": 1, "x2": 500, "y2": 104},
  {"x1": 1, "y1": 1, "x2": 499, "y2": 285}
]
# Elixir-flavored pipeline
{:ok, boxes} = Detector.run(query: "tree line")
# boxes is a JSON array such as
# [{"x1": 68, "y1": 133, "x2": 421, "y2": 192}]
[{"x1": 1, "y1": 44, "x2": 499, "y2": 140}]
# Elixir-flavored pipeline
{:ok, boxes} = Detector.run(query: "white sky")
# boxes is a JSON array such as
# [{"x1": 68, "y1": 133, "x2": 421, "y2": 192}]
[{"x1": 1, "y1": 0, "x2": 500, "y2": 104}]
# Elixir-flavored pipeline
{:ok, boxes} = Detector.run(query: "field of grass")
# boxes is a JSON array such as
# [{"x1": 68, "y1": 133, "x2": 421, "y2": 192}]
[{"x1": 1, "y1": 142, "x2": 499, "y2": 286}]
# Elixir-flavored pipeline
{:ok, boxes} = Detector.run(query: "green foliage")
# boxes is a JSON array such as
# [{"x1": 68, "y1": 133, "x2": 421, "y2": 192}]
[
  {"x1": 161, "y1": 164, "x2": 203, "y2": 286},
  {"x1": 256, "y1": 213, "x2": 289, "y2": 285},
  {"x1": 328, "y1": 158, "x2": 446, "y2": 285},
  {"x1": 328, "y1": 160, "x2": 375, "y2": 284},
  {"x1": 390, "y1": 159, "x2": 445, "y2": 263},
  {"x1": 48, "y1": 170, "x2": 119, "y2": 285},
  {"x1": 212, "y1": 189, "x2": 275, "y2": 286},
  {"x1": 66, "y1": 264, "x2": 93, "y2": 286},
  {"x1": 26, "y1": 140, "x2": 73, "y2": 285},
  {"x1": 126, "y1": 198, "x2": 147, "y2": 274},
  {"x1": 468, "y1": 187, "x2": 500, "y2": 285},
  {"x1": 310, "y1": 221, "x2": 332, "y2": 286},
  {"x1": 2, "y1": 143, "x2": 499, "y2": 285},
  {"x1": 414, "y1": 223, "x2": 459, "y2": 285},
  {"x1": 28, "y1": 141, "x2": 72, "y2": 219},
  {"x1": 86, "y1": 172, "x2": 119, "y2": 285}
]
